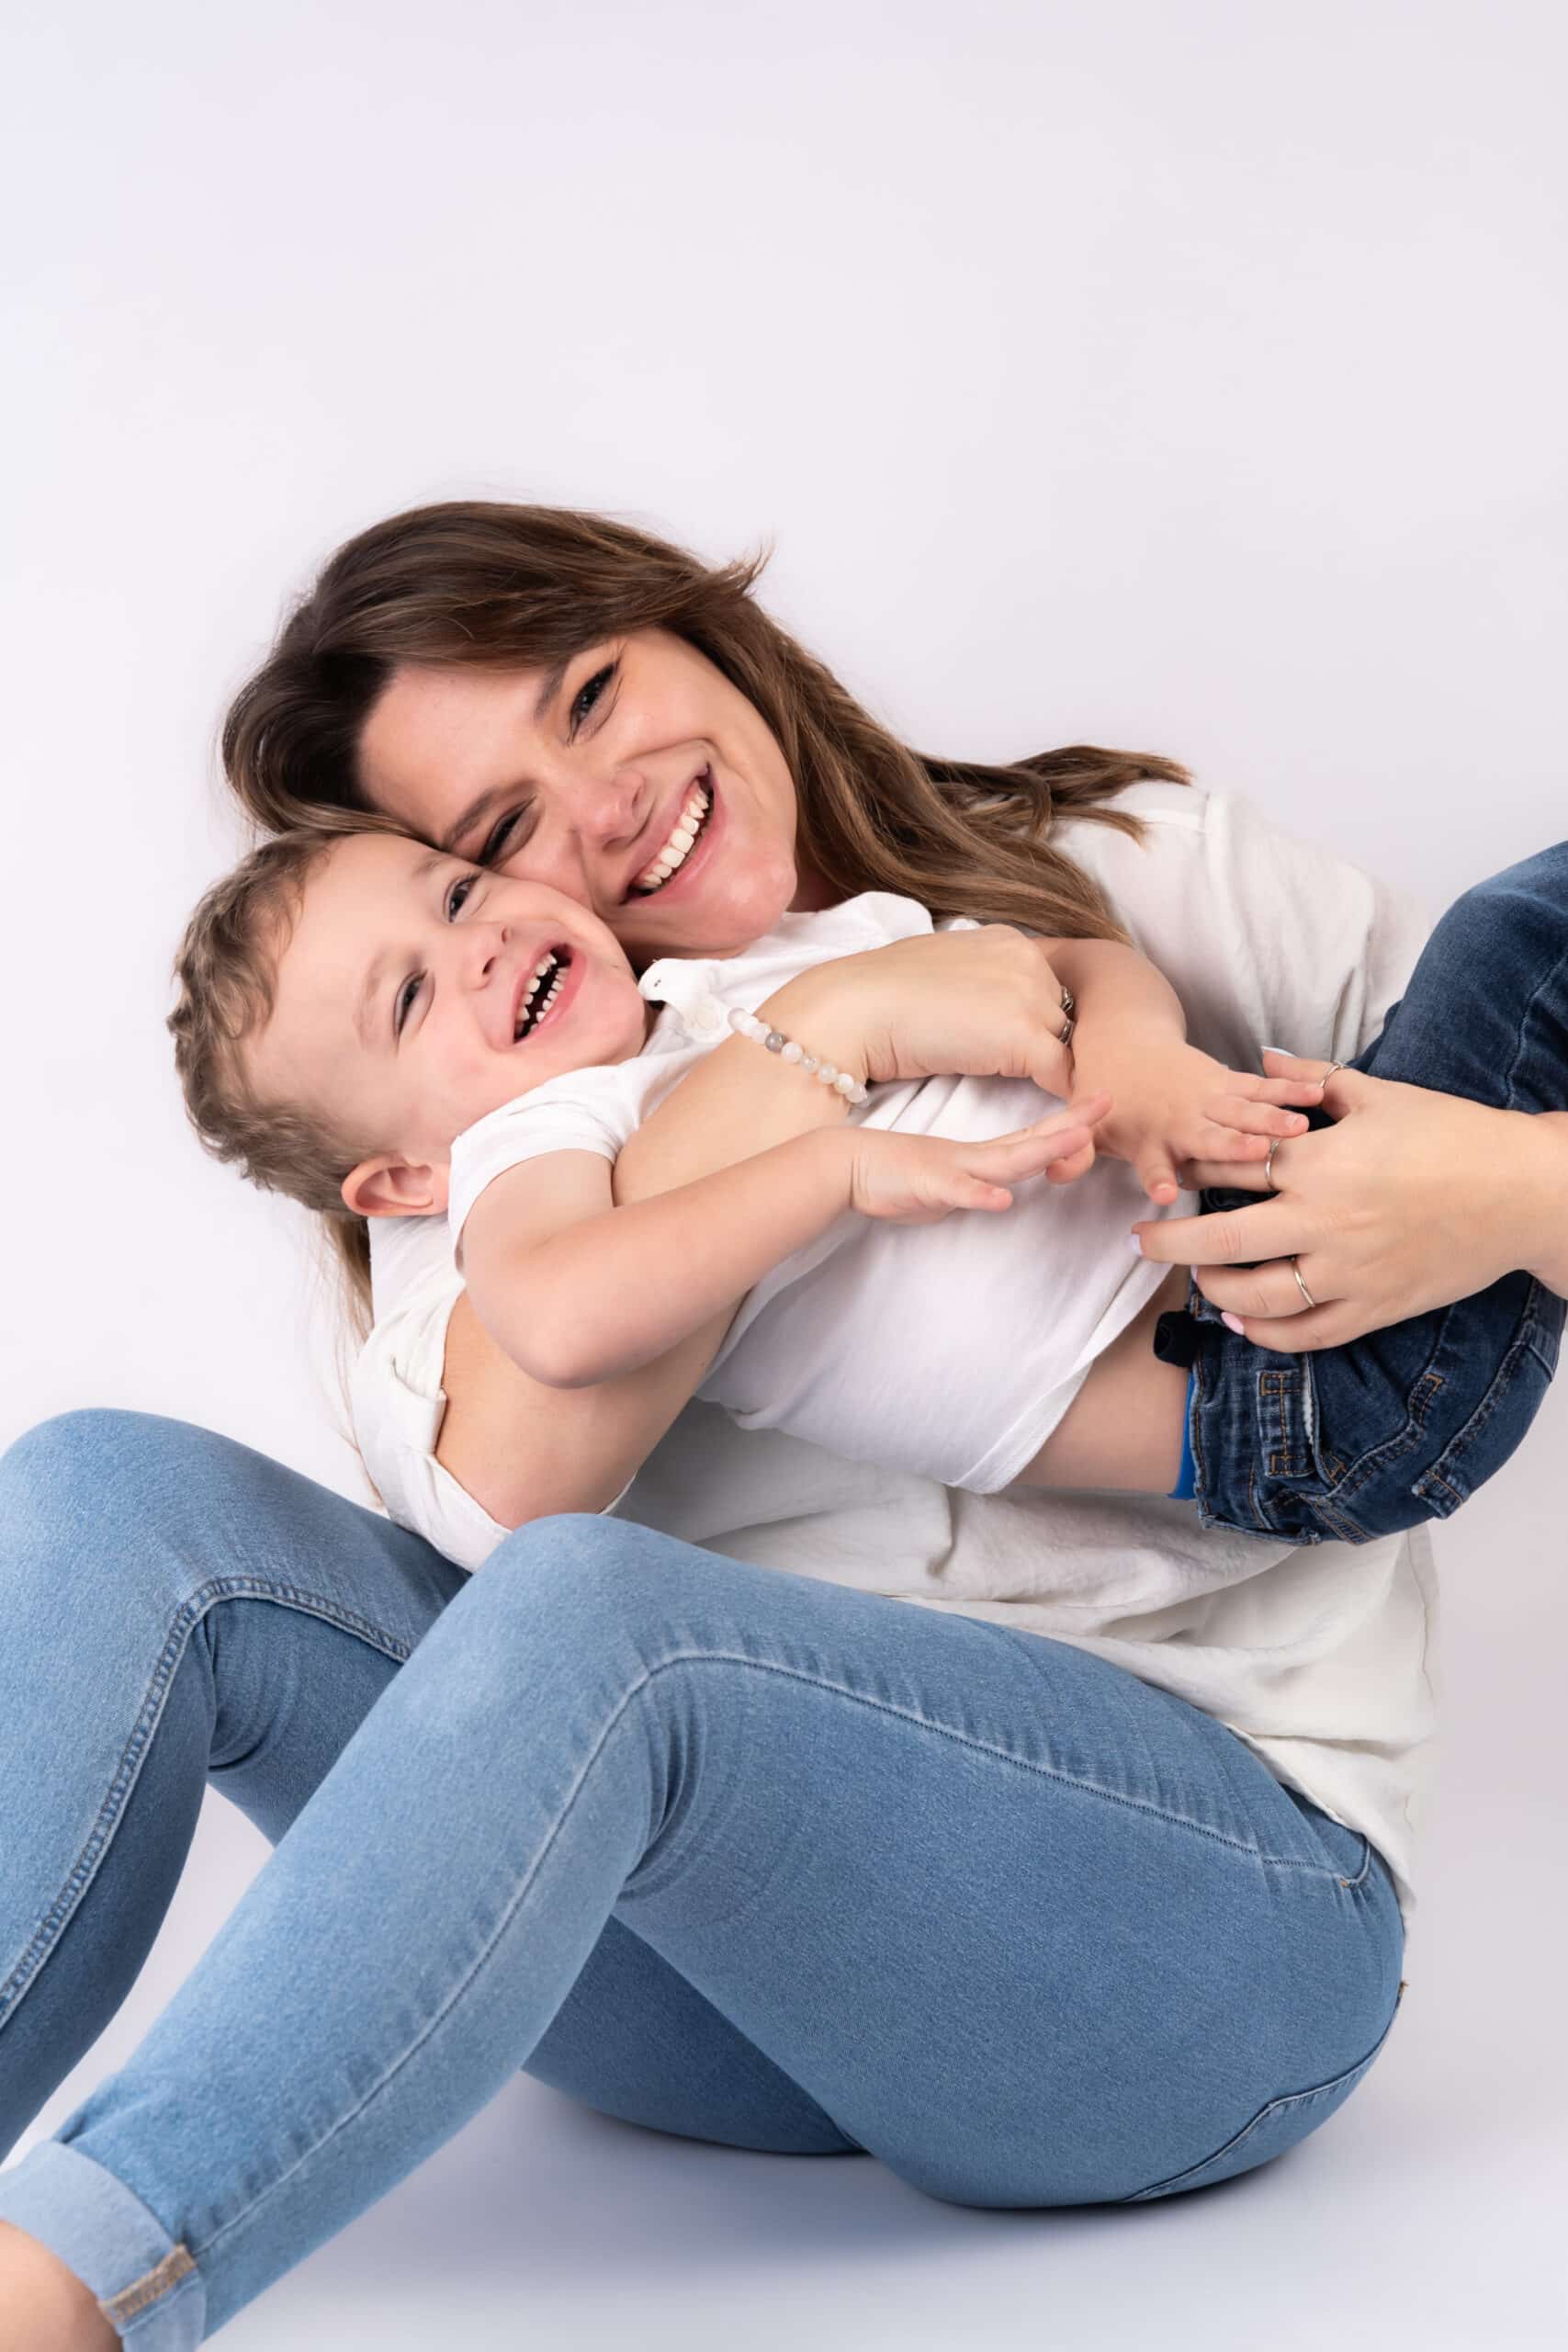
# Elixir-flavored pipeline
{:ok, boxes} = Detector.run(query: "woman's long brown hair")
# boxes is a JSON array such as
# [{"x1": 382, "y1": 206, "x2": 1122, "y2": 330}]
[{"x1": 222, "y1": 501, "x2": 1188, "y2": 1330}]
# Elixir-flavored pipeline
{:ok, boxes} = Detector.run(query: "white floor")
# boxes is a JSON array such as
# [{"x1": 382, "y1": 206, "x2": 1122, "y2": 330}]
[{"x1": 11, "y1": 1443, "x2": 1562, "y2": 2351}]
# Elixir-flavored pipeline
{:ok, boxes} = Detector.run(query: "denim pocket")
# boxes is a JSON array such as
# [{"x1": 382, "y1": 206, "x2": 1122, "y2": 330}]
[
  {"x1": 1117, "y1": 1999, "x2": 1400, "y2": 2203},
  {"x1": 1412, "y1": 1287, "x2": 1562, "y2": 1521}
]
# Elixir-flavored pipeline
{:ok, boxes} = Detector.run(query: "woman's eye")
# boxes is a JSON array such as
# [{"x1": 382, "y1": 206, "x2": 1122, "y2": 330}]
[
  {"x1": 394, "y1": 974, "x2": 423, "y2": 1038},
  {"x1": 479, "y1": 809, "x2": 526, "y2": 866},
  {"x1": 445, "y1": 872, "x2": 479, "y2": 921},
  {"x1": 570, "y1": 662, "x2": 615, "y2": 732}
]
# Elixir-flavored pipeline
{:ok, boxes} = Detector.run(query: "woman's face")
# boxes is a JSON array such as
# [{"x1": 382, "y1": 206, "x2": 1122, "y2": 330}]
[{"x1": 357, "y1": 628, "x2": 829, "y2": 965}]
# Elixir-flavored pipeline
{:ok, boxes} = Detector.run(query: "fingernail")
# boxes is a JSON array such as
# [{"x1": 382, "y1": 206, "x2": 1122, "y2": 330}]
[
  {"x1": 1221, "y1": 1312, "x2": 1246, "y2": 1334},
  {"x1": 1129, "y1": 1231, "x2": 1145, "y2": 1254},
  {"x1": 1263, "y1": 1045, "x2": 1292, "y2": 1057}
]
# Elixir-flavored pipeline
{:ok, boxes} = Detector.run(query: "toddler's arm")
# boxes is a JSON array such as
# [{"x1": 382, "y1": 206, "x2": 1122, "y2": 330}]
[
  {"x1": 460, "y1": 1111, "x2": 1106, "y2": 1393},
  {"x1": 1047, "y1": 937, "x2": 1326, "y2": 1202}
]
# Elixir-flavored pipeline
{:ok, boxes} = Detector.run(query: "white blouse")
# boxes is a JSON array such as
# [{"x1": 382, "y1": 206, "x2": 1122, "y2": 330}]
[{"x1": 354, "y1": 783, "x2": 1439, "y2": 1926}]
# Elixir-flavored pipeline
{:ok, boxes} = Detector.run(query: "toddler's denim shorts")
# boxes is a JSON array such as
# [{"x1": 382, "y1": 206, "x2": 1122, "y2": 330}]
[{"x1": 1156, "y1": 1250, "x2": 1562, "y2": 1547}]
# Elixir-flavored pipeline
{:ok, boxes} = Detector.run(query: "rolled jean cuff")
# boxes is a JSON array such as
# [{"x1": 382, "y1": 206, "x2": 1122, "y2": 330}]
[{"x1": 0, "y1": 2141, "x2": 205, "y2": 2346}]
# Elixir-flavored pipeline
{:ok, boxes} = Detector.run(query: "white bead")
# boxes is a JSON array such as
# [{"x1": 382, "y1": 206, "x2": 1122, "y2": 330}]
[
  {"x1": 781, "y1": 1039, "x2": 803, "y2": 1063},
  {"x1": 817, "y1": 1063, "x2": 838, "y2": 1085},
  {"x1": 834, "y1": 1071, "x2": 857, "y2": 1096},
  {"x1": 800, "y1": 1055, "x2": 818, "y2": 1075}
]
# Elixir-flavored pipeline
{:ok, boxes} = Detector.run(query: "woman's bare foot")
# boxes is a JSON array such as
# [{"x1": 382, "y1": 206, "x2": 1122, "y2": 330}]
[{"x1": 0, "y1": 2220, "x2": 117, "y2": 2352}]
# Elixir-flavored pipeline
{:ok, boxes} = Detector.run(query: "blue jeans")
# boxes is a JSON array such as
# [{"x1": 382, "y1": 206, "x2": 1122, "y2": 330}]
[
  {"x1": 0, "y1": 1412, "x2": 1404, "y2": 2346},
  {"x1": 1183, "y1": 841, "x2": 1568, "y2": 1543}
]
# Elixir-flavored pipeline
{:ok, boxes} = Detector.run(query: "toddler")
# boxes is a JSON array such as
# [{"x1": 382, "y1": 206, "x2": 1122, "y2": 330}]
[{"x1": 171, "y1": 826, "x2": 1567, "y2": 1544}]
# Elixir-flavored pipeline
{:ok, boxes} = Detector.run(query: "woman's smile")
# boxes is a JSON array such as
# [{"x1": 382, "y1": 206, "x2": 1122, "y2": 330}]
[{"x1": 629, "y1": 767, "x2": 716, "y2": 898}]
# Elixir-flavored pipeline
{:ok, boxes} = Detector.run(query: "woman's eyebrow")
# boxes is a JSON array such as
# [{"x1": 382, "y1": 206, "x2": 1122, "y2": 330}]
[
  {"x1": 439, "y1": 784, "x2": 520, "y2": 854},
  {"x1": 436, "y1": 660, "x2": 571, "y2": 851}
]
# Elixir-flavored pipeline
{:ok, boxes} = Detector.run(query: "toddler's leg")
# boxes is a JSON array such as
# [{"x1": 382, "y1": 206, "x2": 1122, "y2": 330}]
[
  {"x1": 1194, "y1": 842, "x2": 1568, "y2": 1544},
  {"x1": 1349, "y1": 840, "x2": 1568, "y2": 1111}
]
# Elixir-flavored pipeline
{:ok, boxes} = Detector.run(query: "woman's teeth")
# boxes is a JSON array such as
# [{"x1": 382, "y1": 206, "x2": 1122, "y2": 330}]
[
  {"x1": 633, "y1": 779, "x2": 712, "y2": 894},
  {"x1": 514, "y1": 951, "x2": 569, "y2": 1041}
]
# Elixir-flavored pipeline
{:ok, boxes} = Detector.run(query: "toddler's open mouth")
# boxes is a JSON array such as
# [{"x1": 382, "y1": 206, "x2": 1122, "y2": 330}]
[{"x1": 513, "y1": 947, "x2": 574, "y2": 1042}]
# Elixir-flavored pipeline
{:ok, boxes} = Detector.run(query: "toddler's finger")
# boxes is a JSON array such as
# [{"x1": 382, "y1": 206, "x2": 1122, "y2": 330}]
[
  {"x1": 947, "y1": 1177, "x2": 1012, "y2": 1212},
  {"x1": 1193, "y1": 1125, "x2": 1271, "y2": 1160},
  {"x1": 1202, "y1": 1096, "x2": 1311, "y2": 1139},
  {"x1": 1030, "y1": 1089, "x2": 1111, "y2": 1135},
  {"x1": 975, "y1": 1125, "x2": 1092, "y2": 1178},
  {"x1": 1047, "y1": 1138, "x2": 1097, "y2": 1185},
  {"x1": 1177, "y1": 1158, "x2": 1270, "y2": 1193},
  {"x1": 1259, "y1": 1049, "x2": 1336, "y2": 1089},
  {"x1": 1137, "y1": 1151, "x2": 1183, "y2": 1205}
]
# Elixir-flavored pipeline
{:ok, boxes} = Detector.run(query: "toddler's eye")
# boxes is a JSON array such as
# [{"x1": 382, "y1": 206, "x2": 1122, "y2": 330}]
[{"x1": 445, "y1": 872, "x2": 479, "y2": 920}]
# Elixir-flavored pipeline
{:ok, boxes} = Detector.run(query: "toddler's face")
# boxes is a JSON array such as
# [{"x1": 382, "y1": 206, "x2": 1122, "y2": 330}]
[{"x1": 249, "y1": 831, "x2": 649, "y2": 1213}]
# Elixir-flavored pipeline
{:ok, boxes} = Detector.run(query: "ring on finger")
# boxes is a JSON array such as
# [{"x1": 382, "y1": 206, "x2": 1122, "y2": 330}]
[
  {"x1": 1291, "y1": 1256, "x2": 1318, "y2": 1311},
  {"x1": 1057, "y1": 985, "x2": 1076, "y2": 1049},
  {"x1": 1263, "y1": 1136, "x2": 1284, "y2": 1192}
]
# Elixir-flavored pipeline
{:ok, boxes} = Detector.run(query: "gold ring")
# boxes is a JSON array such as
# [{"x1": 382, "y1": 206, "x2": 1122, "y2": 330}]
[{"x1": 1291, "y1": 1257, "x2": 1318, "y2": 1311}]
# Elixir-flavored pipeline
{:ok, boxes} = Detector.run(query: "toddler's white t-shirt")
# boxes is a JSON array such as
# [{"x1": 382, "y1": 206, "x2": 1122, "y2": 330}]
[{"x1": 447, "y1": 891, "x2": 1171, "y2": 1492}]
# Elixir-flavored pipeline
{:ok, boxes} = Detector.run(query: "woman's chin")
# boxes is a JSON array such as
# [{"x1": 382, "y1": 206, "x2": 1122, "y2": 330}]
[{"x1": 626, "y1": 865, "x2": 798, "y2": 958}]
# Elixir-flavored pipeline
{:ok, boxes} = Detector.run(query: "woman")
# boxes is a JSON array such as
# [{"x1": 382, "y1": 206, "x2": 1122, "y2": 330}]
[{"x1": 2, "y1": 504, "x2": 1563, "y2": 2350}]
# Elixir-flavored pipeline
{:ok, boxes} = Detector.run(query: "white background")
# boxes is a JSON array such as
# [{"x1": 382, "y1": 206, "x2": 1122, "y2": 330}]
[{"x1": 3, "y1": 3, "x2": 1564, "y2": 2345}]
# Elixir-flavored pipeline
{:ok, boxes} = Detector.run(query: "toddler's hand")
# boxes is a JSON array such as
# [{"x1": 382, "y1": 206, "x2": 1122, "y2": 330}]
[
  {"x1": 1086, "y1": 1041, "x2": 1325, "y2": 1204},
  {"x1": 846, "y1": 1095, "x2": 1111, "y2": 1226}
]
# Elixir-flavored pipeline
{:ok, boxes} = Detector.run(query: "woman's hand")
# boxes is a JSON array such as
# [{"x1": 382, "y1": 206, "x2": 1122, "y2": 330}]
[
  {"x1": 1132, "y1": 1052, "x2": 1568, "y2": 1350},
  {"x1": 769, "y1": 927, "x2": 1077, "y2": 1098},
  {"x1": 846, "y1": 1096, "x2": 1111, "y2": 1224}
]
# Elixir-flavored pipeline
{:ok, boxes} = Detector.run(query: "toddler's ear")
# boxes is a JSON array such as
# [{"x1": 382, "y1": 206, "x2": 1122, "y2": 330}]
[{"x1": 341, "y1": 1154, "x2": 450, "y2": 1219}]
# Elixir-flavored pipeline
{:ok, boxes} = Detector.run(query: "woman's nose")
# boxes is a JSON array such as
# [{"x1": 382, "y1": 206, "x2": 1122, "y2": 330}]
[
  {"x1": 503, "y1": 772, "x2": 648, "y2": 906},
  {"x1": 558, "y1": 763, "x2": 647, "y2": 850}
]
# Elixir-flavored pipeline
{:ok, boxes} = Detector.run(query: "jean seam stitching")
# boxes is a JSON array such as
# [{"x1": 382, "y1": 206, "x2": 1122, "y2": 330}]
[
  {"x1": 1500, "y1": 934, "x2": 1568, "y2": 1110},
  {"x1": 1120, "y1": 1990, "x2": 1403, "y2": 2199},
  {"x1": 0, "y1": 1580, "x2": 414, "y2": 2026}
]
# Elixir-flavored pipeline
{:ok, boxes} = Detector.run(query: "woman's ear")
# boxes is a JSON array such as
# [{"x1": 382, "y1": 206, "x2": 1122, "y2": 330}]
[{"x1": 341, "y1": 1154, "x2": 451, "y2": 1219}]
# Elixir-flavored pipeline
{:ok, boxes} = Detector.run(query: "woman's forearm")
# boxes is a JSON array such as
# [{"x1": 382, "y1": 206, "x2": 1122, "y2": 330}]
[
  {"x1": 616, "y1": 1005, "x2": 851, "y2": 1204},
  {"x1": 620, "y1": 927, "x2": 1079, "y2": 1202}
]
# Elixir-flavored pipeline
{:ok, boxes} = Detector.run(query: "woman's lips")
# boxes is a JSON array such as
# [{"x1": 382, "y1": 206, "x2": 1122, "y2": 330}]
[{"x1": 631, "y1": 774, "x2": 724, "y2": 908}]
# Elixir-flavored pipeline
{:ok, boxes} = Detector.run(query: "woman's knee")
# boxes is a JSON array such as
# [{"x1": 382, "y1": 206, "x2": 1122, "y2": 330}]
[
  {"x1": 431, "y1": 1514, "x2": 723, "y2": 1688},
  {"x1": 1430, "y1": 845, "x2": 1568, "y2": 972},
  {"x1": 0, "y1": 1409, "x2": 283, "y2": 1610}
]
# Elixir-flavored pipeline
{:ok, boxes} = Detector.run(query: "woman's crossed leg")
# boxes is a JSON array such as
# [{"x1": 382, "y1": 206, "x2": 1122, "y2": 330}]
[{"x1": 0, "y1": 1416, "x2": 1404, "y2": 2345}]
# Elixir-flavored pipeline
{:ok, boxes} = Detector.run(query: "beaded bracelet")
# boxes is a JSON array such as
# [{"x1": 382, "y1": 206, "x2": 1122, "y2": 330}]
[{"x1": 728, "y1": 1007, "x2": 870, "y2": 1104}]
